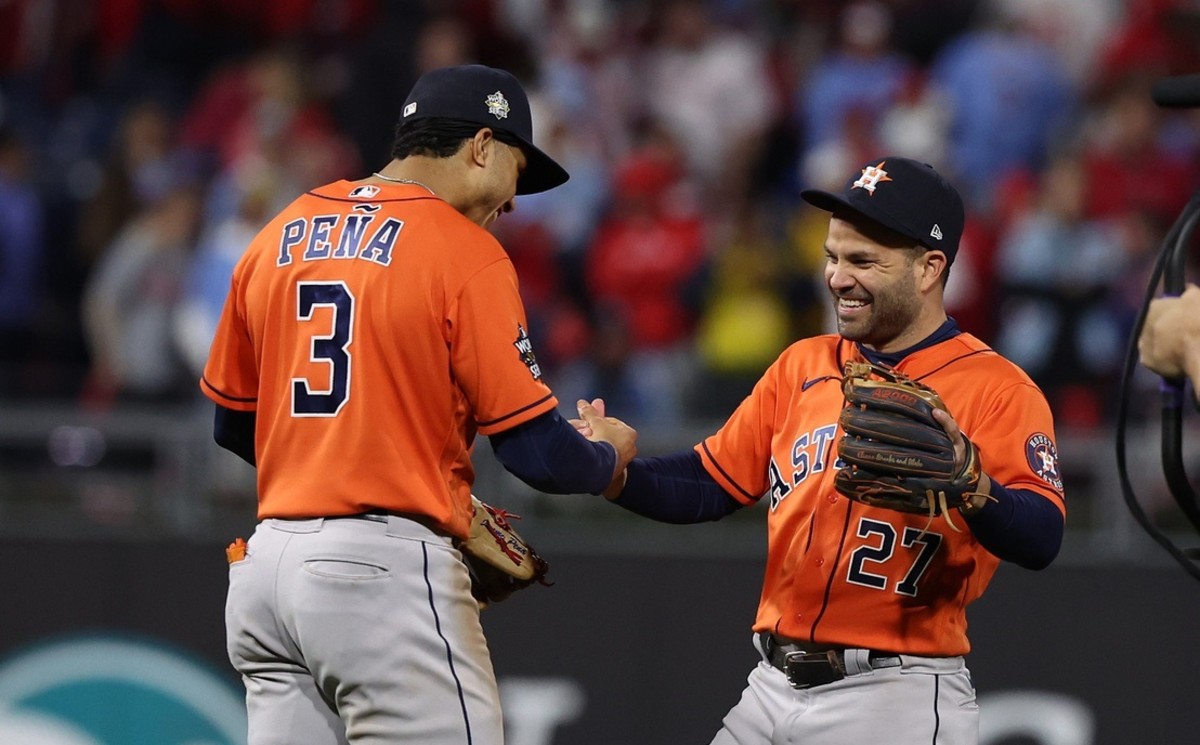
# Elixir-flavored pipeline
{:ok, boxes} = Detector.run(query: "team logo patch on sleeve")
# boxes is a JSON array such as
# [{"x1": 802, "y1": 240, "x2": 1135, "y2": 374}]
[
  {"x1": 1025, "y1": 433, "x2": 1063, "y2": 491},
  {"x1": 513, "y1": 325, "x2": 542, "y2": 380}
]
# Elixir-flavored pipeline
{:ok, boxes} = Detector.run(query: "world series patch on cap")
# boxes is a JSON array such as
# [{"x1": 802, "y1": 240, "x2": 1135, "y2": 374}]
[
  {"x1": 801, "y1": 157, "x2": 965, "y2": 262},
  {"x1": 401, "y1": 64, "x2": 569, "y2": 196}
]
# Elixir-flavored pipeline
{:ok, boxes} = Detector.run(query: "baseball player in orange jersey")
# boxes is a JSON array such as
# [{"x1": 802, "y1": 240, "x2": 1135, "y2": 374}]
[
  {"x1": 201, "y1": 65, "x2": 636, "y2": 745},
  {"x1": 578, "y1": 157, "x2": 1065, "y2": 744}
]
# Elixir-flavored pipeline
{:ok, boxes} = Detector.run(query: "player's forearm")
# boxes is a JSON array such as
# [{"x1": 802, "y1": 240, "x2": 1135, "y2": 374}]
[
  {"x1": 490, "y1": 409, "x2": 617, "y2": 495},
  {"x1": 963, "y1": 479, "x2": 1062, "y2": 569},
  {"x1": 611, "y1": 452, "x2": 742, "y2": 524}
]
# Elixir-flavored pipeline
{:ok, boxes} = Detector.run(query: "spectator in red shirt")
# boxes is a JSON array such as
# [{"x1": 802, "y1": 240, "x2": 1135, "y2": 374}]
[
  {"x1": 585, "y1": 144, "x2": 708, "y2": 423},
  {"x1": 1081, "y1": 77, "x2": 1193, "y2": 225}
]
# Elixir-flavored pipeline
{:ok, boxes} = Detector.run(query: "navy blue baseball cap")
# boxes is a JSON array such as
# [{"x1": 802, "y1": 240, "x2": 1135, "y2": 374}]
[
  {"x1": 801, "y1": 157, "x2": 965, "y2": 262},
  {"x1": 400, "y1": 64, "x2": 569, "y2": 195}
]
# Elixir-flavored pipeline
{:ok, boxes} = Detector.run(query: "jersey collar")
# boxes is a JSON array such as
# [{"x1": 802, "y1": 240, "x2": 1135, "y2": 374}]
[{"x1": 857, "y1": 317, "x2": 961, "y2": 368}]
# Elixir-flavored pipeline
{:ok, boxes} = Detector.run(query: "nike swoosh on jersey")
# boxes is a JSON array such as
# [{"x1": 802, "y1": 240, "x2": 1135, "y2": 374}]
[{"x1": 801, "y1": 376, "x2": 837, "y2": 392}]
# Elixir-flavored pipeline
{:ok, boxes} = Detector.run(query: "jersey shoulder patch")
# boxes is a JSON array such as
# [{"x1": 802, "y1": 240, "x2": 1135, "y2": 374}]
[{"x1": 1024, "y1": 433, "x2": 1063, "y2": 491}]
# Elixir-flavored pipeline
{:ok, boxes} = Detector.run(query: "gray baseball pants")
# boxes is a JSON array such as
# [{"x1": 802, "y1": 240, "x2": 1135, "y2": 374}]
[
  {"x1": 226, "y1": 515, "x2": 503, "y2": 744},
  {"x1": 711, "y1": 635, "x2": 979, "y2": 744}
]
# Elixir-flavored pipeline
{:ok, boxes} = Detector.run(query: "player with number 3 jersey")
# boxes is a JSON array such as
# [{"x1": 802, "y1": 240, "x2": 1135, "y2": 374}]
[
  {"x1": 202, "y1": 65, "x2": 636, "y2": 745},
  {"x1": 202, "y1": 179, "x2": 556, "y2": 534}
]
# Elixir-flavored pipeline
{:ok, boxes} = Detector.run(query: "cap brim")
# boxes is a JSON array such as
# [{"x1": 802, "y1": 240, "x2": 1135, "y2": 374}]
[
  {"x1": 800, "y1": 188, "x2": 916, "y2": 244},
  {"x1": 800, "y1": 188, "x2": 853, "y2": 215},
  {"x1": 513, "y1": 139, "x2": 569, "y2": 195}
]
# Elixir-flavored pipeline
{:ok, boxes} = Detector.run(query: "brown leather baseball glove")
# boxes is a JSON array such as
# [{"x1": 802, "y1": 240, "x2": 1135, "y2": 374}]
[{"x1": 835, "y1": 361, "x2": 983, "y2": 528}]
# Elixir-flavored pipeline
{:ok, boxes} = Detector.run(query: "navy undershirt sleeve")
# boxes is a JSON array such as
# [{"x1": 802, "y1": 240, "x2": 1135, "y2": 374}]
[
  {"x1": 965, "y1": 480, "x2": 1063, "y2": 570},
  {"x1": 213, "y1": 404, "x2": 256, "y2": 466},
  {"x1": 611, "y1": 451, "x2": 743, "y2": 523},
  {"x1": 602, "y1": 434, "x2": 1059, "y2": 566},
  {"x1": 489, "y1": 409, "x2": 617, "y2": 495}
]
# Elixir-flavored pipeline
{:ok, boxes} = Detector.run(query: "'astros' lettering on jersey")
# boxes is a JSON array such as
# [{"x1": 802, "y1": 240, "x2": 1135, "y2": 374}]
[
  {"x1": 697, "y1": 334, "x2": 1065, "y2": 657},
  {"x1": 201, "y1": 181, "x2": 558, "y2": 538}
]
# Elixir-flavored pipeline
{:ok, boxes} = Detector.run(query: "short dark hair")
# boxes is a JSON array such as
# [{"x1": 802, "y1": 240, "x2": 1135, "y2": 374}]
[
  {"x1": 390, "y1": 117, "x2": 526, "y2": 161},
  {"x1": 903, "y1": 244, "x2": 953, "y2": 286}
]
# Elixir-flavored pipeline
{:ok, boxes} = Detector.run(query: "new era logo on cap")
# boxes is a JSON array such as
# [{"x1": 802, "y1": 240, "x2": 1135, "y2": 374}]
[
  {"x1": 800, "y1": 156, "x2": 965, "y2": 262},
  {"x1": 403, "y1": 102, "x2": 417, "y2": 117}
]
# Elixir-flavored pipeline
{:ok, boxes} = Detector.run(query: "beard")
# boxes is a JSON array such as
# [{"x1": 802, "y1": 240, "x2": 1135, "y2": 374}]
[{"x1": 833, "y1": 275, "x2": 922, "y2": 348}]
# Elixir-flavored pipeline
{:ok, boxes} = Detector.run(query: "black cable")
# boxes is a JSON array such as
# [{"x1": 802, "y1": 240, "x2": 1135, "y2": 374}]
[
  {"x1": 1159, "y1": 203, "x2": 1200, "y2": 530},
  {"x1": 1115, "y1": 195, "x2": 1200, "y2": 580}
]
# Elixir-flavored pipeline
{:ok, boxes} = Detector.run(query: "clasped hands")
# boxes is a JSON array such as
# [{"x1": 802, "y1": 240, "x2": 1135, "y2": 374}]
[{"x1": 571, "y1": 398, "x2": 635, "y2": 499}]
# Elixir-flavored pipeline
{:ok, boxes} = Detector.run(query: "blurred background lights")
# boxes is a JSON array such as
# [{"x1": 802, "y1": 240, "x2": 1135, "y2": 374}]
[{"x1": 47, "y1": 426, "x2": 106, "y2": 467}]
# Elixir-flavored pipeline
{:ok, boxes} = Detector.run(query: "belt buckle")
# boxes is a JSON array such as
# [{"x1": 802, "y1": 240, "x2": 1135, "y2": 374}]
[{"x1": 784, "y1": 649, "x2": 846, "y2": 690}]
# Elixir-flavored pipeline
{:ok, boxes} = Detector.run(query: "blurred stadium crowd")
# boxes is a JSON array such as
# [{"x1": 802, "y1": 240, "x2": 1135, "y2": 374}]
[{"x1": 1, "y1": 0, "x2": 1199, "y2": 430}]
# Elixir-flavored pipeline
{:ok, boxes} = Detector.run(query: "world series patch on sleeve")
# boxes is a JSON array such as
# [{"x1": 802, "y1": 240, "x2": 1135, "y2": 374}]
[{"x1": 461, "y1": 496, "x2": 551, "y2": 606}]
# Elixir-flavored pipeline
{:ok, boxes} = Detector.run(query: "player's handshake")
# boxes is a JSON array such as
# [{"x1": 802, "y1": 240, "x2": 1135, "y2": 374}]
[{"x1": 571, "y1": 398, "x2": 637, "y2": 490}]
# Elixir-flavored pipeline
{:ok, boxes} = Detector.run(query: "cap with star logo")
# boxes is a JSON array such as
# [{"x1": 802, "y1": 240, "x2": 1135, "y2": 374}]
[
  {"x1": 800, "y1": 157, "x2": 965, "y2": 262},
  {"x1": 400, "y1": 64, "x2": 569, "y2": 196}
]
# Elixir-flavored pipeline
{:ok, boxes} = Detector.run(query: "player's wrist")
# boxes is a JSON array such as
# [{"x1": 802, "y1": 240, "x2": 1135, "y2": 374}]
[
  {"x1": 959, "y1": 473, "x2": 992, "y2": 516},
  {"x1": 602, "y1": 469, "x2": 628, "y2": 501}
]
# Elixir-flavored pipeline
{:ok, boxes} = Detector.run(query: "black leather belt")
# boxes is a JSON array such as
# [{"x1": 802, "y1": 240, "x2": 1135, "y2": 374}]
[{"x1": 758, "y1": 633, "x2": 902, "y2": 690}]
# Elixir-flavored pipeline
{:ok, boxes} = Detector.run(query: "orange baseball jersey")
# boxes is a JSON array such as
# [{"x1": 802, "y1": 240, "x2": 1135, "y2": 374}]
[
  {"x1": 697, "y1": 333, "x2": 1065, "y2": 657},
  {"x1": 201, "y1": 181, "x2": 558, "y2": 538}
]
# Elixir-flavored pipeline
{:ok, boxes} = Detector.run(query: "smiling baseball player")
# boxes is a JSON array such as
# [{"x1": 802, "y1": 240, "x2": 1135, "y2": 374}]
[{"x1": 585, "y1": 157, "x2": 1066, "y2": 744}]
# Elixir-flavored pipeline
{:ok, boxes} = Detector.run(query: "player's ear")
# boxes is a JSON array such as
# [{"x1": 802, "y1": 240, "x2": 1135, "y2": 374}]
[
  {"x1": 918, "y1": 249, "x2": 948, "y2": 292},
  {"x1": 467, "y1": 128, "x2": 496, "y2": 168}
]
